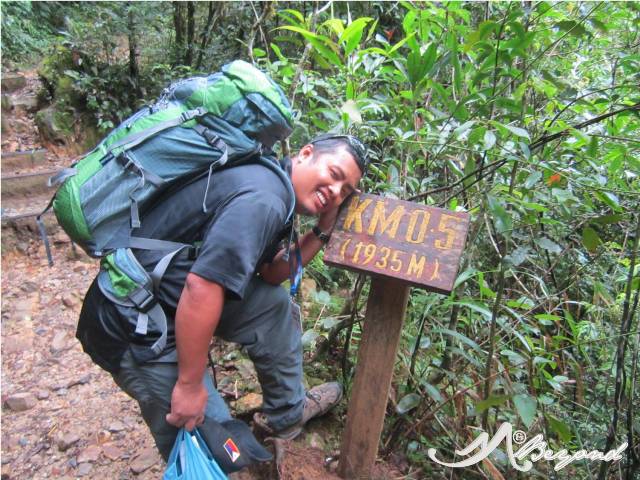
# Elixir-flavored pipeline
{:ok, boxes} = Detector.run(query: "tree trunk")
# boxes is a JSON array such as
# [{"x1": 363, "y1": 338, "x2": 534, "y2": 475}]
[
  {"x1": 196, "y1": 2, "x2": 219, "y2": 70},
  {"x1": 127, "y1": 2, "x2": 141, "y2": 107},
  {"x1": 185, "y1": 1, "x2": 195, "y2": 66},
  {"x1": 173, "y1": 2, "x2": 185, "y2": 66}
]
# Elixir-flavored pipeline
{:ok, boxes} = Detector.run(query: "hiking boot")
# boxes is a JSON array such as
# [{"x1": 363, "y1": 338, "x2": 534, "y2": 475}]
[{"x1": 253, "y1": 382, "x2": 343, "y2": 440}]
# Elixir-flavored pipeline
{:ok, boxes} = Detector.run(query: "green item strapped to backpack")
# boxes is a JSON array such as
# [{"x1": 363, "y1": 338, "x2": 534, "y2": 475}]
[{"x1": 40, "y1": 60, "x2": 297, "y2": 362}]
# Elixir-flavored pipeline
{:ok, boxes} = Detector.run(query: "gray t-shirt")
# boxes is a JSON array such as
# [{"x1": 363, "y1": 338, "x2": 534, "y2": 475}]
[{"x1": 76, "y1": 159, "x2": 293, "y2": 372}]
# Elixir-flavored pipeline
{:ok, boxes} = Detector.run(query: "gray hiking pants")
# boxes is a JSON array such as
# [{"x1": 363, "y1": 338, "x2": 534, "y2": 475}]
[{"x1": 111, "y1": 276, "x2": 305, "y2": 461}]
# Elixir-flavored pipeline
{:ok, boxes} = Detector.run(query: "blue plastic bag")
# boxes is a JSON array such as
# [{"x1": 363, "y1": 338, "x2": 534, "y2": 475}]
[{"x1": 163, "y1": 428, "x2": 228, "y2": 480}]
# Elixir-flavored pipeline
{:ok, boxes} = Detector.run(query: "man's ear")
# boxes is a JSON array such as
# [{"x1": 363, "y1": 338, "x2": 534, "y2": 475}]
[{"x1": 297, "y1": 143, "x2": 315, "y2": 163}]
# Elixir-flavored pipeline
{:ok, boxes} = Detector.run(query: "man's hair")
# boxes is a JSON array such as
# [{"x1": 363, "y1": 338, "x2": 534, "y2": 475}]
[{"x1": 309, "y1": 134, "x2": 369, "y2": 175}]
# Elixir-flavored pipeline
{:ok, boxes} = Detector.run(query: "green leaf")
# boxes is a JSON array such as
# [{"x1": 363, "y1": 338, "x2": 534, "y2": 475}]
[
  {"x1": 422, "y1": 382, "x2": 443, "y2": 403},
  {"x1": 524, "y1": 171, "x2": 542, "y2": 189},
  {"x1": 280, "y1": 8, "x2": 304, "y2": 25},
  {"x1": 487, "y1": 194, "x2": 512, "y2": 234},
  {"x1": 595, "y1": 191, "x2": 622, "y2": 212},
  {"x1": 463, "y1": 156, "x2": 476, "y2": 188},
  {"x1": 555, "y1": 20, "x2": 588, "y2": 37},
  {"x1": 406, "y1": 43, "x2": 437, "y2": 89},
  {"x1": 278, "y1": 26, "x2": 342, "y2": 66},
  {"x1": 320, "y1": 317, "x2": 340, "y2": 330},
  {"x1": 454, "y1": 269, "x2": 477, "y2": 289},
  {"x1": 388, "y1": 33, "x2": 416, "y2": 54},
  {"x1": 504, "y1": 124, "x2": 530, "y2": 140},
  {"x1": 322, "y1": 18, "x2": 344, "y2": 37},
  {"x1": 341, "y1": 100, "x2": 362, "y2": 123},
  {"x1": 535, "y1": 313, "x2": 562, "y2": 323},
  {"x1": 536, "y1": 237, "x2": 562, "y2": 254},
  {"x1": 449, "y1": 31, "x2": 462, "y2": 95},
  {"x1": 270, "y1": 43, "x2": 287, "y2": 62},
  {"x1": 340, "y1": 17, "x2": 372, "y2": 55},
  {"x1": 504, "y1": 246, "x2": 530, "y2": 267},
  {"x1": 592, "y1": 214, "x2": 623, "y2": 226},
  {"x1": 314, "y1": 290, "x2": 331, "y2": 304},
  {"x1": 582, "y1": 227, "x2": 601, "y2": 252},
  {"x1": 451, "y1": 299, "x2": 492, "y2": 320},
  {"x1": 546, "y1": 414, "x2": 573, "y2": 442},
  {"x1": 396, "y1": 393, "x2": 422, "y2": 414},
  {"x1": 475, "y1": 395, "x2": 509, "y2": 414},
  {"x1": 433, "y1": 327, "x2": 483, "y2": 352},
  {"x1": 301, "y1": 329, "x2": 319, "y2": 347},
  {"x1": 483, "y1": 130, "x2": 496, "y2": 150},
  {"x1": 513, "y1": 394, "x2": 537, "y2": 428},
  {"x1": 454, "y1": 120, "x2": 476, "y2": 137}
]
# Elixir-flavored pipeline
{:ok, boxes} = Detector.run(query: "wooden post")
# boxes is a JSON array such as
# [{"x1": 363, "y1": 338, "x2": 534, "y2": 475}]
[
  {"x1": 322, "y1": 193, "x2": 470, "y2": 478},
  {"x1": 338, "y1": 277, "x2": 410, "y2": 479}
]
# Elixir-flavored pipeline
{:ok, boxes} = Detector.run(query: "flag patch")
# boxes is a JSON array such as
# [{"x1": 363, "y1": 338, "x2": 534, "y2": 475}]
[{"x1": 223, "y1": 438, "x2": 240, "y2": 463}]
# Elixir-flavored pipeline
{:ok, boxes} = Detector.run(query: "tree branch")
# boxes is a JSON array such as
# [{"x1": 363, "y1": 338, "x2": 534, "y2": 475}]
[{"x1": 531, "y1": 103, "x2": 640, "y2": 152}]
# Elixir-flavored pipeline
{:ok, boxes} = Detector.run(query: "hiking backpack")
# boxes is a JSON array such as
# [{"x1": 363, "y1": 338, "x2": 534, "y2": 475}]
[{"x1": 40, "y1": 60, "x2": 298, "y2": 362}]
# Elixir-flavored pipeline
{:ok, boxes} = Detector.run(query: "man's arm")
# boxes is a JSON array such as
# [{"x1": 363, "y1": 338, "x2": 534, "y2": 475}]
[
  {"x1": 259, "y1": 209, "x2": 338, "y2": 285},
  {"x1": 165, "y1": 273, "x2": 224, "y2": 431}
]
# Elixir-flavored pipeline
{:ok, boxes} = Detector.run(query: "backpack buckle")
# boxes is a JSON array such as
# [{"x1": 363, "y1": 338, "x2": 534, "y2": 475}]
[
  {"x1": 181, "y1": 107, "x2": 206, "y2": 123},
  {"x1": 188, "y1": 245, "x2": 200, "y2": 260},
  {"x1": 117, "y1": 152, "x2": 138, "y2": 173},
  {"x1": 129, "y1": 286, "x2": 156, "y2": 313}
]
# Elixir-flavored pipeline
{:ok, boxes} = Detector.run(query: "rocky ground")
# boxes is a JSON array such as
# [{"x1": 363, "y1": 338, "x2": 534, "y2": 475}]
[
  {"x1": 0, "y1": 241, "x2": 351, "y2": 480},
  {"x1": 1, "y1": 71, "x2": 402, "y2": 479}
]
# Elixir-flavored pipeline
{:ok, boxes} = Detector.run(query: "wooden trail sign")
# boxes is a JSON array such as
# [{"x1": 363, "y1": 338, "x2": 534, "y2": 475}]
[
  {"x1": 325, "y1": 193, "x2": 469, "y2": 293},
  {"x1": 324, "y1": 193, "x2": 469, "y2": 479}
]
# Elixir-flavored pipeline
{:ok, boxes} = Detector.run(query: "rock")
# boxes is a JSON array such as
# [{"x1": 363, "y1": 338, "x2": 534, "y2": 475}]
[
  {"x1": 107, "y1": 420, "x2": 127, "y2": 433},
  {"x1": 50, "y1": 332, "x2": 68, "y2": 352},
  {"x1": 61, "y1": 296, "x2": 75, "y2": 308},
  {"x1": 235, "y1": 358, "x2": 257, "y2": 379},
  {"x1": 57, "y1": 432, "x2": 80, "y2": 451},
  {"x1": 77, "y1": 445, "x2": 101, "y2": 463},
  {"x1": 1, "y1": 74, "x2": 26, "y2": 92},
  {"x1": 20, "y1": 281, "x2": 39, "y2": 293},
  {"x1": 77, "y1": 462, "x2": 92, "y2": 476},
  {"x1": 96, "y1": 430, "x2": 111, "y2": 444},
  {"x1": 1, "y1": 94, "x2": 12, "y2": 111},
  {"x1": 2, "y1": 335, "x2": 33, "y2": 354},
  {"x1": 307, "y1": 432, "x2": 325, "y2": 450},
  {"x1": 12, "y1": 95, "x2": 39, "y2": 112},
  {"x1": 34, "y1": 106, "x2": 73, "y2": 146},
  {"x1": 301, "y1": 278, "x2": 317, "y2": 299},
  {"x1": 130, "y1": 447, "x2": 158, "y2": 474},
  {"x1": 49, "y1": 330, "x2": 67, "y2": 353},
  {"x1": 36, "y1": 390, "x2": 50, "y2": 400},
  {"x1": 232, "y1": 392, "x2": 263, "y2": 415},
  {"x1": 4, "y1": 392, "x2": 37, "y2": 412},
  {"x1": 12, "y1": 118, "x2": 33, "y2": 136},
  {"x1": 102, "y1": 443, "x2": 123, "y2": 461},
  {"x1": 53, "y1": 232, "x2": 71, "y2": 245}
]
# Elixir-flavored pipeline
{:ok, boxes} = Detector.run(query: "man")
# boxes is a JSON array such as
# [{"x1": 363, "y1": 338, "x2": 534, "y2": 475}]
[{"x1": 77, "y1": 133, "x2": 368, "y2": 461}]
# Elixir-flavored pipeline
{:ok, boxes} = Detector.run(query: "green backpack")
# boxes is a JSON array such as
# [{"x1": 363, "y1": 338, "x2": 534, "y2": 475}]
[{"x1": 40, "y1": 60, "x2": 297, "y2": 362}]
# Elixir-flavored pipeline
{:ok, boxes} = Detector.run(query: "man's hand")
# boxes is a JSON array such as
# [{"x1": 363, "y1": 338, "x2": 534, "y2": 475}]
[
  {"x1": 317, "y1": 205, "x2": 340, "y2": 233},
  {"x1": 166, "y1": 380, "x2": 208, "y2": 431}
]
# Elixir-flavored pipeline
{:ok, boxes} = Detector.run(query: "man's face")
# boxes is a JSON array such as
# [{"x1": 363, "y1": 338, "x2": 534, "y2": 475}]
[{"x1": 291, "y1": 144, "x2": 362, "y2": 216}]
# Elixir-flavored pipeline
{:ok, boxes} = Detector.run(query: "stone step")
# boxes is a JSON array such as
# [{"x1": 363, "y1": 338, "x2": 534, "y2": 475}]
[
  {"x1": 1, "y1": 74, "x2": 26, "y2": 93},
  {"x1": 1, "y1": 207, "x2": 62, "y2": 255},
  {"x1": 1, "y1": 149, "x2": 48, "y2": 172},
  {"x1": 1, "y1": 169, "x2": 59, "y2": 198}
]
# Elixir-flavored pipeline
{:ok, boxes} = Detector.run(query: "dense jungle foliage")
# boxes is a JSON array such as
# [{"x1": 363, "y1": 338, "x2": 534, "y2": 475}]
[{"x1": 2, "y1": 1, "x2": 639, "y2": 478}]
